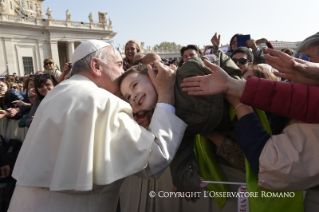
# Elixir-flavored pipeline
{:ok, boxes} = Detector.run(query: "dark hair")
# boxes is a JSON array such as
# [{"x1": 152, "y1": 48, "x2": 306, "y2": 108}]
[
  {"x1": 118, "y1": 64, "x2": 149, "y2": 88},
  {"x1": 180, "y1": 45, "x2": 203, "y2": 57},
  {"x1": 1, "y1": 80, "x2": 12, "y2": 102},
  {"x1": 179, "y1": 45, "x2": 203, "y2": 66},
  {"x1": 229, "y1": 33, "x2": 242, "y2": 52},
  {"x1": 23, "y1": 76, "x2": 35, "y2": 93},
  {"x1": 34, "y1": 74, "x2": 58, "y2": 100},
  {"x1": 232, "y1": 47, "x2": 254, "y2": 63}
]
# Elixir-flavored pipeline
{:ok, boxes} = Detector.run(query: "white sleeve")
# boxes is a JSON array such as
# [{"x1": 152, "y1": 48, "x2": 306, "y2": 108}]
[
  {"x1": 135, "y1": 107, "x2": 187, "y2": 179},
  {"x1": 156, "y1": 103, "x2": 175, "y2": 114}
]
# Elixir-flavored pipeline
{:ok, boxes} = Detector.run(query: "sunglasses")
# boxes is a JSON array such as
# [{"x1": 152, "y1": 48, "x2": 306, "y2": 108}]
[
  {"x1": 35, "y1": 74, "x2": 51, "y2": 79},
  {"x1": 133, "y1": 108, "x2": 155, "y2": 120},
  {"x1": 232, "y1": 58, "x2": 249, "y2": 65},
  {"x1": 293, "y1": 53, "x2": 310, "y2": 61},
  {"x1": 12, "y1": 86, "x2": 18, "y2": 89},
  {"x1": 45, "y1": 62, "x2": 53, "y2": 66}
]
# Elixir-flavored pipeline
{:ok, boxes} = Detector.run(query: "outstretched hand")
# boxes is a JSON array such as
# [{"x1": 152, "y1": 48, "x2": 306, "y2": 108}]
[
  {"x1": 181, "y1": 60, "x2": 230, "y2": 96},
  {"x1": 264, "y1": 48, "x2": 319, "y2": 86}
]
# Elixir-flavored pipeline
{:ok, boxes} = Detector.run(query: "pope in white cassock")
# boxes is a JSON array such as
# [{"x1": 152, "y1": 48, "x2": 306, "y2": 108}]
[{"x1": 8, "y1": 40, "x2": 187, "y2": 212}]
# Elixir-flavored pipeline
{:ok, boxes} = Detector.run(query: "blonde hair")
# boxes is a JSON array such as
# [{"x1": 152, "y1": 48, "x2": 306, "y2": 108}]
[
  {"x1": 43, "y1": 58, "x2": 55, "y2": 69},
  {"x1": 251, "y1": 65, "x2": 279, "y2": 81}
]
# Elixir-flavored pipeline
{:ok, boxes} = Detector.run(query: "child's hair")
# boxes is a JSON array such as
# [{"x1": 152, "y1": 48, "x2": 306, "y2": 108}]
[{"x1": 119, "y1": 64, "x2": 149, "y2": 87}]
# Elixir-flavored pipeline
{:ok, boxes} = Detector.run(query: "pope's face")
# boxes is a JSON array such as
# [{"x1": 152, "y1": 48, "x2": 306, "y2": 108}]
[
  {"x1": 120, "y1": 72, "x2": 157, "y2": 113},
  {"x1": 100, "y1": 46, "x2": 124, "y2": 96}
]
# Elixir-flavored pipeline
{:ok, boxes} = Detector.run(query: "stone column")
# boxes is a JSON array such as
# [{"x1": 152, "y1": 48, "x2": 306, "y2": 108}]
[
  {"x1": 0, "y1": 38, "x2": 6, "y2": 74},
  {"x1": 67, "y1": 41, "x2": 74, "y2": 62},
  {"x1": 49, "y1": 40, "x2": 60, "y2": 67},
  {"x1": 4, "y1": 37, "x2": 16, "y2": 75}
]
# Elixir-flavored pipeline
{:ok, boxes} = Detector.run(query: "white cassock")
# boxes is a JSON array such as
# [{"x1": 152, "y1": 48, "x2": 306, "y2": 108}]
[{"x1": 9, "y1": 75, "x2": 187, "y2": 212}]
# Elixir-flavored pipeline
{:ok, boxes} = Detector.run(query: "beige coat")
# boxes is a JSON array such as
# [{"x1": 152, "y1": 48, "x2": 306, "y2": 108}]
[{"x1": 259, "y1": 122, "x2": 319, "y2": 191}]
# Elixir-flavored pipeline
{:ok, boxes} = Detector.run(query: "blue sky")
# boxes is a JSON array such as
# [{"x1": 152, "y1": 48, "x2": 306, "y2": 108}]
[{"x1": 43, "y1": 0, "x2": 319, "y2": 49}]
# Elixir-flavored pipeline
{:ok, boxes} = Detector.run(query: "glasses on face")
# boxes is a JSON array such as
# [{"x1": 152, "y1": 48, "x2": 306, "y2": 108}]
[
  {"x1": 231, "y1": 40, "x2": 237, "y2": 45},
  {"x1": 232, "y1": 58, "x2": 249, "y2": 65},
  {"x1": 133, "y1": 108, "x2": 155, "y2": 120},
  {"x1": 45, "y1": 62, "x2": 53, "y2": 66},
  {"x1": 12, "y1": 86, "x2": 18, "y2": 89},
  {"x1": 35, "y1": 74, "x2": 51, "y2": 80},
  {"x1": 293, "y1": 53, "x2": 310, "y2": 61}
]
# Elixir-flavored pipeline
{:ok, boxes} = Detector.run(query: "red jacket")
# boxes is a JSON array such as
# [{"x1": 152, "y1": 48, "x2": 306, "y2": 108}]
[{"x1": 240, "y1": 77, "x2": 319, "y2": 123}]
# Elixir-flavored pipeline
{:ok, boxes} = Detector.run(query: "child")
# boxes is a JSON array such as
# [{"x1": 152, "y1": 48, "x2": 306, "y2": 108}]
[{"x1": 119, "y1": 55, "x2": 245, "y2": 194}]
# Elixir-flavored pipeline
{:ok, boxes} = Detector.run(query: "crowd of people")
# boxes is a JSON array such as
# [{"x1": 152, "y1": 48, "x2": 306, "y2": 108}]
[{"x1": 0, "y1": 31, "x2": 318, "y2": 211}]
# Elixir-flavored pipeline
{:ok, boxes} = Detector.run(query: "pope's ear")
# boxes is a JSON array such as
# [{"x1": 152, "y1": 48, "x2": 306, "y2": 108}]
[{"x1": 90, "y1": 57, "x2": 102, "y2": 76}]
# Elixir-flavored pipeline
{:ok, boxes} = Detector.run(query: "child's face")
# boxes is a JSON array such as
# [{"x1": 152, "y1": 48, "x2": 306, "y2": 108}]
[{"x1": 120, "y1": 72, "x2": 158, "y2": 113}]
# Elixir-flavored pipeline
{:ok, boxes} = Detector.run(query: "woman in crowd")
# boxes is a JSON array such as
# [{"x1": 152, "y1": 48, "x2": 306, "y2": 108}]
[
  {"x1": 123, "y1": 40, "x2": 141, "y2": 71},
  {"x1": 23, "y1": 75, "x2": 35, "y2": 93},
  {"x1": 25, "y1": 74, "x2": 58, "y2": 127},
  {"x1": 43, "y1": 58, "x2": 62, "y2": 81},
  {"x1": 215, "y1": 33, "x2": 273, "y2": 64}
]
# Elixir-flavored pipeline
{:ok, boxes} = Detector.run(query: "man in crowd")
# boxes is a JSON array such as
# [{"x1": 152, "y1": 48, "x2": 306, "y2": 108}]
[
  {"x1": 231, "y1": 47, "x2": 254, "y2": 73},
  {"x1": 9, "y1": 40, "x2": 187, "y2": 212}
]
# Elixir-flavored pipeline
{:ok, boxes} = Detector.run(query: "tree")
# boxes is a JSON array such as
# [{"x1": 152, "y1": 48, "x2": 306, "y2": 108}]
[{"x1": 154, "y1": 42, "x2": 182, "y2": 51}]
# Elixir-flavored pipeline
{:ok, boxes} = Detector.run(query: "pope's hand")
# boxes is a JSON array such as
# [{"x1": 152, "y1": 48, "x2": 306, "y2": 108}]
[{"x1": 148, "y1": 61, "x2": 176, "y2": 105}]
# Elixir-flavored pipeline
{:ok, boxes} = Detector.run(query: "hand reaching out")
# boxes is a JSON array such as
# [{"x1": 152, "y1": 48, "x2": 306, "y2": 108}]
[
  {"x1": 181, "y1": 60, "x2": 230, "y2": 96},
  {"x1": 264, "y1": 48, "x2": 319, "y2": 86},
  {"x1": 0, "y1": 110, "x2": 7, "y2": 119}
]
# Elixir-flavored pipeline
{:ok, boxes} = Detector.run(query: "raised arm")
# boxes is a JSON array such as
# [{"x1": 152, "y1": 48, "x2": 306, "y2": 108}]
[
  {"x1": 181, "y1": 60, "x2": 319, "y2": 123},
  {"x1": 264, "y1": 48, "x2": 319, "y2": 85}
]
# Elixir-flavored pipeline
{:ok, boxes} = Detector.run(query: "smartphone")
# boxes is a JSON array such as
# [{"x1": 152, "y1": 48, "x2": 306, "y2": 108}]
[{"x1": 237, "y1": 34, "x2": 251, "y2": 48}]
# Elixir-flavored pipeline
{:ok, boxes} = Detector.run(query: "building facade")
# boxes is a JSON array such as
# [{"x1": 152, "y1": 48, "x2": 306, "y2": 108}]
[{"x1": 0, "y1": 0, "x2": 115, "y2": 76}]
